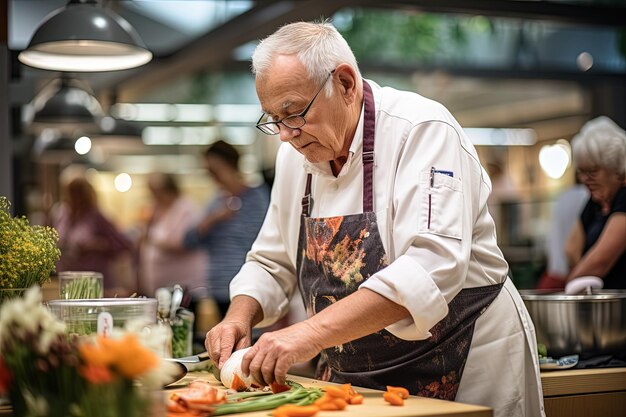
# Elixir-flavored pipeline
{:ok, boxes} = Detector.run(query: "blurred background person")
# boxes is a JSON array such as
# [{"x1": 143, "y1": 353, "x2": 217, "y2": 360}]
[
  {"x1": 138, "y1": 172, "x2": 208, "y2": 300},
  {"x1": 565, "y1": 116, "x2": 626, "y2": 289},
  {"x1": 183, "y1": 140, "x2": 270, "y2": 318},
  {"x1": 536, "y1": 179, "x2": 589, "y2": 290},
  {"x1": 53, "y1": 176, "x2": 133, "y2": 294}
]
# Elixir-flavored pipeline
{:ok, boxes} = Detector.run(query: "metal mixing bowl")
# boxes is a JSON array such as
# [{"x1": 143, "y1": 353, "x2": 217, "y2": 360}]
[{"x1": 520, "y1": 289, "x2": 626, "y2": 357}]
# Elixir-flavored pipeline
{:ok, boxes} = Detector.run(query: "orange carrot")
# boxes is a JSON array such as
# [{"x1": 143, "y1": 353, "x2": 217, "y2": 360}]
[
  {"x1": 319, "y1": 402, "x2": 340, "y2": 411},
  {"x1": 270, "y1": 381, "x2": 291, "y2": 393},
  {"x1": 273, "y1": 405, "x2": 319, "y2": 417},
  {"x1": 349, "y1": 394, "x2": 364, "y2": 405},
  {"x1": 313, "y1": 396, "x2": 329, "y2": 406},
  {"x1": 383, "y1": 391, "x2": 404, "y2": 406},
  {"x1": 231, "y1": 373, "x2": 248, "y2": 392},
  {"x1": 324, "y1": 386, "x2": 347, "y2": 399},
  {"x1": 332, "y1": 397, "x2": 348, "y2": 410},
  {"x1": 341, "y1": 383, "x2": 357, "y2": 396},
  {"x1": 386, "y1": 385, "x2": 409, "y2": 399}
]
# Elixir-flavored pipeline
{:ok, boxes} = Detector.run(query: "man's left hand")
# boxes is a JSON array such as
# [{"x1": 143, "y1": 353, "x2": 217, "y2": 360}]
[{"x1": 241, "y1": 321, "x2": 323, "y2": 386}]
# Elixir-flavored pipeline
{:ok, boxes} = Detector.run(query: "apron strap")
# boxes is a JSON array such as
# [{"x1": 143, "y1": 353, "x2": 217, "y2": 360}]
[
  {"x1": 362, "y1": 80, "x2": 375, "y2": 213},
  {"x1": 301, "y1": 173, "x2": 313, "y2": 216},
  {"x1": 300, "y1": 80, "x2": 376, "y2": 217}
]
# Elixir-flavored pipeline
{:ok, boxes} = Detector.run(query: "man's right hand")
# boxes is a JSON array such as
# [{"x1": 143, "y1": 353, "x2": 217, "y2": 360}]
[
  {"x1": 205, "y1": 295, "x2": 264, "y2": 368},
  {"x1": 205, "y1": 319, "x2": 251, "y2": 368}
]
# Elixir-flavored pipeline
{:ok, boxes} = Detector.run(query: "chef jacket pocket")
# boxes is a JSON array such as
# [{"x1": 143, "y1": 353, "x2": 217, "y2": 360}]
[{"x1": 419, "y1": 170, "x2": 463, "y2": 239}]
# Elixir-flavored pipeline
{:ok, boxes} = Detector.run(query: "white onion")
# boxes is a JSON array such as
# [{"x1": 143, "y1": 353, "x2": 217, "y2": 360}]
[{"x1": 220, "y1": 347, "x2": 254, "y2": 389}]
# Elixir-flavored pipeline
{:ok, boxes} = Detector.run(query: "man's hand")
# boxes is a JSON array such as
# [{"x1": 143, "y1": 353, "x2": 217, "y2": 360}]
[
  {"x1": 205, "y1": 319, "x2": 252, "y2": 368},
  {"x1": 205, "y1": 295, "x2": 264, "y2": 368},
  {"x1": 241, "y1": 320, "x2": 323, "y2": 386}
]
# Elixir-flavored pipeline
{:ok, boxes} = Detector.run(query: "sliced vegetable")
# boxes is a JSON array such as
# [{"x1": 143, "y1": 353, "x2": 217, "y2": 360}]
[
  {"x1": 271, "y1": 381, "x2": 292, "y2": 393},
  {"x1": 231, "y1": 373, "x2": 248, "y2": 392},
  {"x1": 220, "y1": 347, "x2": 254, "y2": 389},
  {"x1": 386, "y1": 385, "x2": 409, "y2": 399},
  {"x1": 348, "y1": 394, "x2": 364, "y2": 405},
  {"x1": 272, "y1": 404, "x2": 319, "y2": 417},
  {"x1": 383, "y1": 391, "x2": 404, "y2": 406}
]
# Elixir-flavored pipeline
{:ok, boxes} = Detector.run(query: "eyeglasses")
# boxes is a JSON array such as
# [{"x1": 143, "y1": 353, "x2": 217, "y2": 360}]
[
  {"x1": 256, "y1": 70, "x2": 335, "y2": 136},
  {"x1": 576, "y1": 167, "x2": 600, "y2": 180}
]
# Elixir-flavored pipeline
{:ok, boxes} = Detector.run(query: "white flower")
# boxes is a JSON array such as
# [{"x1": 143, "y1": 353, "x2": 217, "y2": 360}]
[
  {"x1": 0, "y1": 287, "x2": 66, "y2": 354},
  {"x1": 21, "y1": 387, "x2": 49, "y2": 417}
]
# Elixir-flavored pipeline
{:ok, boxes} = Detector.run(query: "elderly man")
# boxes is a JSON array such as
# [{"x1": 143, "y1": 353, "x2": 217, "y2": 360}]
[{"x1": 206, "y1": 21, "x2": 544, "y2": 417}]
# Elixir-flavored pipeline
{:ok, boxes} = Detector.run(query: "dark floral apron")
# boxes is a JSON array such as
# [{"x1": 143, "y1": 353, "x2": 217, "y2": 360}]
[{"x1": 296, "y1": 80, "x2": 504, "y2": 401}]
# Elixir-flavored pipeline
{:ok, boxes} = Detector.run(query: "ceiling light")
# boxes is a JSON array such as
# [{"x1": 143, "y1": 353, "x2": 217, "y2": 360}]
[
  {"x1": 18, "y1": 0, "x2": 152, "y2": 72},
  {"x1": 114, "y1": 173, "x2": 132, "y2": 192},
  {"x1": 539, "y1": 143, "x2": 570, "y2": 179},
  {"x1": 74, "y1": 136, "x2": 92, "y2": 155},
  {"x1": 27, "y1": 78, "x2": 103, "y2": 128}
]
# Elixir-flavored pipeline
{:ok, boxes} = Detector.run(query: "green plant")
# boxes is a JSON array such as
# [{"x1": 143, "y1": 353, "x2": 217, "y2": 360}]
[{"x1": 0, "y1": 196, "x2": 61, "y2": 293}]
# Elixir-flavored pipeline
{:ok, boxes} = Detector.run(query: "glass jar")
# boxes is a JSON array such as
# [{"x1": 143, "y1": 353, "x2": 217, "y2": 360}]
[
  {"x1": 47, "y1": 298, "x2": 157, "y2": 336},
  {"x1": 59, "y1": 271, "x2": 103, "y2": 299},
  {"x1": 171, "y1": 309, "x2": 194, "y2": 358}
]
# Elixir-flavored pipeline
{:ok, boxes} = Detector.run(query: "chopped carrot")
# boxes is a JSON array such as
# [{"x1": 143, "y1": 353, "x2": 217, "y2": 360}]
[
  {"x1": 313, "y1": 396, "x2": 329, "y2": 406},
  {"x1": 332, "y1": 397, "x2": 348, "y2": 410},
  {"x1": 231, "y1": 373, "x2": 248, "y2": 392},
  {"x1": 270, "y1": 381, "x2": 291, "y2": 393},
  {"x1": 386, "y1": 385, "x2": 410, "y2": 399},
  {"x1": 324, "y1": 385, "x2": 347, "y2": 399},
  {"x1": 383, "y1": 391, "x2": 404, "y2": 406},
  {"x1": 341, "y1": 383, "x2": 357, "y2": 396},
  {"x1": 319, "y1": 402, "x2": 340, "y2": 411},
  {"x1": 349, "y1": 394, "x2": 364, "y2": 405},
  {"x1": 273, "y1": 405, "x2": 319, "y2": 417}
]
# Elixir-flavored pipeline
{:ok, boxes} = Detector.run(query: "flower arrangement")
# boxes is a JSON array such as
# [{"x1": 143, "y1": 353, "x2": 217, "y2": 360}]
[
  {"x1": 0, "y1": 287, "x2": 178, "y2": 417},
  {"x1": 0, "y1": 196, "x2": 61, "y2": 300}
]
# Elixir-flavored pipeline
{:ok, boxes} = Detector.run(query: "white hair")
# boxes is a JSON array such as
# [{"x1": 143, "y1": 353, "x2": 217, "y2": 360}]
[
  {"x1": 571, "y1": 116, "x2": 626, "y2": 176},
  {"x1": 251, "y1": 20, "x2": 362, "y2": 96}
]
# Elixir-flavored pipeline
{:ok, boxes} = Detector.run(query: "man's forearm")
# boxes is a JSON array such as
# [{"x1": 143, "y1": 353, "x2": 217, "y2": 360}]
[
  {"x1": 304, "y1": 288, "x2": 411, "y2": 349},
  {"x1": 226, "y1": 295, "x2": 265, "y2": 327}
]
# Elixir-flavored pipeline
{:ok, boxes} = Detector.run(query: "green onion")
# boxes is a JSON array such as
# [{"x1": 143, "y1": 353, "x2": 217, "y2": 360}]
[{"x1": 213, "y1": 387, "x2": 323, "y2": 415}]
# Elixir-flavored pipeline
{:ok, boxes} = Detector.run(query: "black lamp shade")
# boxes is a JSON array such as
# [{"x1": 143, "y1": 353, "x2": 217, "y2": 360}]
[
  {"x1": 31, "y1": 78, "x2": 103, "y2": 125},
  {"x1": 18, "y1": 2, "x2": 152, "y2": 72}
]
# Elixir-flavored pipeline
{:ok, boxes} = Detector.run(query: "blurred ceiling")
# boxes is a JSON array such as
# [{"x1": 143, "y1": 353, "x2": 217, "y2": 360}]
[{"x1": 7, "y1": 0, "x2": 626, "y2": 164}]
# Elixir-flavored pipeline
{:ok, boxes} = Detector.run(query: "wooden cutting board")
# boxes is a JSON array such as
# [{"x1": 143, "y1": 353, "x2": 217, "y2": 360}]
[{"x1": 166, "y1": 372, "x2": 492, "y2": 417}]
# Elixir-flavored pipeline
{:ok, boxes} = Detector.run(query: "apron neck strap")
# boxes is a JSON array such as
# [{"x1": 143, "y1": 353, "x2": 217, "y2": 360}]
[
  {"x1": 302, "y1": 173, "x2": 313, "y2": 216},
  {"x1": 362, "y1": 80, "x2": 375, "y2": 213},
  {"x1": 300, "y1": 80, "x2": 376, "y2": 217}
]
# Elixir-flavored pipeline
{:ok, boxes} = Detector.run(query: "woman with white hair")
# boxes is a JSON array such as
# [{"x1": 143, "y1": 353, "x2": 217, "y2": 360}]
[{"x1": 566, "y1": 116, "x2": 626, "y2": 289}]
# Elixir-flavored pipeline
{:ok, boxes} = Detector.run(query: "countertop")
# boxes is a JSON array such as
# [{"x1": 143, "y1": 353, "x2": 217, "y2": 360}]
[{"x1": 165, "y1": 372, "x2": 492, "y2": 417}]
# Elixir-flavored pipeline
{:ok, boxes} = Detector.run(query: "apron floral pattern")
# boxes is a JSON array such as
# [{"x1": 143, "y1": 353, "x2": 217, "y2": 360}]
[{"x1": 296, "y1": 80, "x2": 504, "y2": 401}]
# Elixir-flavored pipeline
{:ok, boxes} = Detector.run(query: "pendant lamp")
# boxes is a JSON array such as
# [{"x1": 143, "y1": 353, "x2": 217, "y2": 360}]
[
  {"x1": 30, "y1": 78, "x2": 103, "y2": 125},
  {"x1": 18, "y1": 0, "x2": 152, "y2": 72}
]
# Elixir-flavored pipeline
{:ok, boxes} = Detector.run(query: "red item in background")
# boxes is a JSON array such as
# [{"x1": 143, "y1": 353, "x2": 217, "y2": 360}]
[
  {"x1": 536, "y1": 272, "x2": 566, "y2": 290},
  {"x1": 0, "y1": 357, "x2": 12, "y2": 394}
]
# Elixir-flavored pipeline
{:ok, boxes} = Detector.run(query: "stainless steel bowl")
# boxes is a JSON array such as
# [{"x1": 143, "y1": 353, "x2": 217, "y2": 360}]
[{"x1": 520, "y1": 289, "x2": 626, "y2": 357}]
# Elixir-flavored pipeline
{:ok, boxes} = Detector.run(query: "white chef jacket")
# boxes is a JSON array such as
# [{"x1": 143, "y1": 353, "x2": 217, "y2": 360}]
[{"x1": 231, "y1": 80, "x2": 545, "y2": 417}]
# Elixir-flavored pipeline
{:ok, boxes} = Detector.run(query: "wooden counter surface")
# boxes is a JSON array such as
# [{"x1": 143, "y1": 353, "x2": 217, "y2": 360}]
[
  {"x1": 540, "y1": 367, "x2": 626, "y2": 417},
  {"x1": 166, "y1": 372, "x2": 492, "y2": 417}
]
